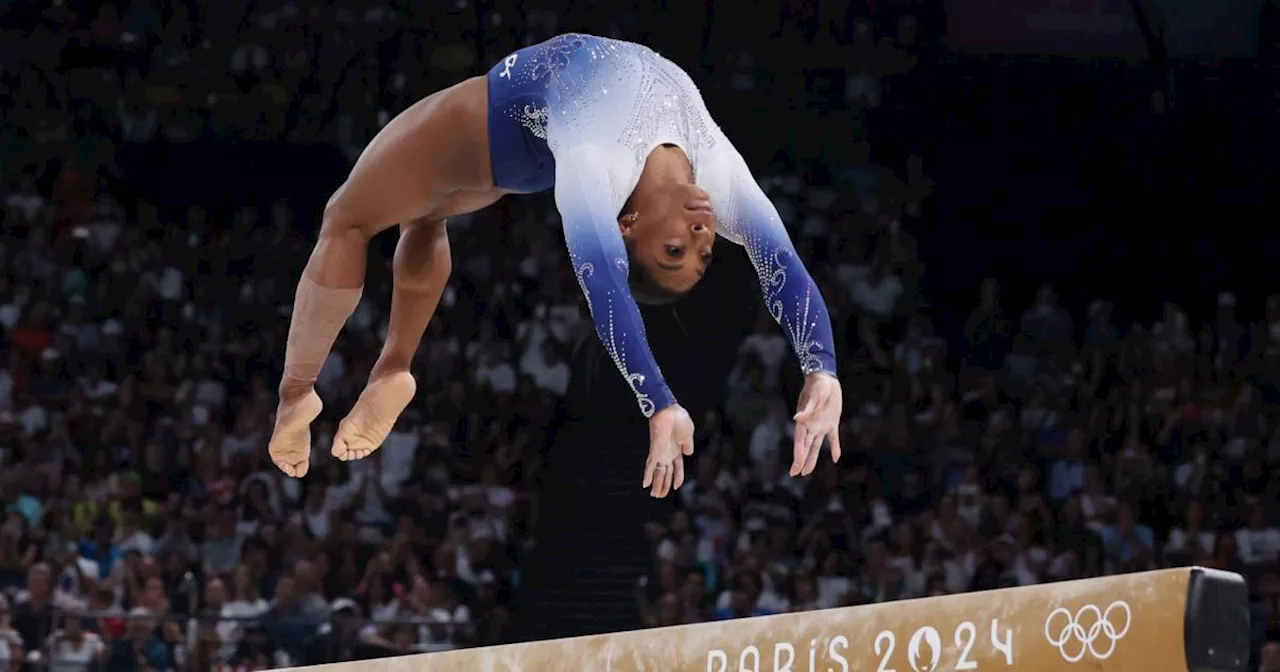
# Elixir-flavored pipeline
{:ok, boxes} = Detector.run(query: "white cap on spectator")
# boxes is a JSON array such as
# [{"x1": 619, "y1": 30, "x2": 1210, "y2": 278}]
[
  {"x1": 428, "y1": 608, "x2": 454, "y2": 624},
  {"x1": 656, "y1": 538, "x2": 678, "y2": 562},
  {"x1": 871, "y1": 500, "x2": 892, "y2": 527}
]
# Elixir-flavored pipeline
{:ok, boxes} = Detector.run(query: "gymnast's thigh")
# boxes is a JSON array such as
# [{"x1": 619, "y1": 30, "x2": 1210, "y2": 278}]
[{"x1": 326, "y1": 77, "x2": 496, "y2": 233}]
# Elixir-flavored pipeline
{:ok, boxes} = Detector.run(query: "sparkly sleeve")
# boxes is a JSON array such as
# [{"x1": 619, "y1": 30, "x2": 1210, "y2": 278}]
[
  {"x1": 553, "y1": 143, "x2": 677, "y2": 418},
  {"x1": 718, "y1": 149, "x2": 838, "y2": 378}
]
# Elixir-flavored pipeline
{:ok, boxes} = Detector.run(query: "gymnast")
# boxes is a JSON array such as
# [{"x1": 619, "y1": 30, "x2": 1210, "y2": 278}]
[{"x1": 268, "y1": 34, "x2": 843, "y2": 498}]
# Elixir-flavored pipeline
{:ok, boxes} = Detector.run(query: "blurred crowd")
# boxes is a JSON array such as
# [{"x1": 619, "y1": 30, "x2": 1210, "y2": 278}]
[
  {"x1": 2, "y1": 0, "x2": 1277, "y2": 671},
  {"x1": 643, "y1": 277, "x2": 1280, "y2": 622}
]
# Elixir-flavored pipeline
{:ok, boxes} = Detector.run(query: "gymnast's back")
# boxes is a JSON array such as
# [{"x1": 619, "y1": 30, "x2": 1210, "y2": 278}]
[{"x1": 485, "y1": 34, "x2": 731, "y2": 209}]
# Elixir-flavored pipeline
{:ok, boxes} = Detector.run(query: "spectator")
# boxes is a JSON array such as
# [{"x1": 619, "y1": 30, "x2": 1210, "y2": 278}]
[
  {"x1": 1236, "y1": 504, "x2": 1280, "y2": 566},
  {"x1": 0, "y1": 594, "x2": 23, "y2": 671},
  {"x1": 1261, "y1": 641, "x2": 1280, "y2": 672},
  {"x1": 105, "y1": 608, "x2": 170, "y2": 672},
  {"x1": 1165, "y1": 500, "x2": 1217, "y2": 564},
  {"x1": 45, "y1": 608, "x2": 107, "y2": 672},
  {"x1": 1020, "y1": 285, "x2": 1073, "y2": 351},
  {"x1": 200, "y1": 511, "x2": 243, "y2": 576},
  {"x1": 1100, "y1": 502, "x2": 1155, "y2": 568},
  {"x1": 12, "y1": 563, "x2": 56, "y2": 651},
  {"x1": 259, "y1": 574, "x2": 317, "y2": 663}
]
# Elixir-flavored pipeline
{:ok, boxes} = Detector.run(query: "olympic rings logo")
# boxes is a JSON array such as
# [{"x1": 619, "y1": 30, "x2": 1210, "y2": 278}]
[{"x1": 1043, "y1": 601, "x2": 1132, "y2": 662}]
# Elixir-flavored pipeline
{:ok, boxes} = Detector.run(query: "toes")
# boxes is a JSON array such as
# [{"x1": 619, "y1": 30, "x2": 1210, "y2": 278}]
[
  {"x1": 331, "y1": 434, "x2": 372, "y2": 462},
  {"x1": 331, "y1": 435, "x2": 350, "y2": 460},
  {"x1": 332, "y1": 418, "x2": 383, "y2": 461},
  {"x1": 274, "y1": 459, "x2": 309, "y2": 478}
]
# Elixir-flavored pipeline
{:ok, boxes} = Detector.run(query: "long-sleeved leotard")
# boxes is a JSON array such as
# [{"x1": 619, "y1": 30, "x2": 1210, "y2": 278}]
[{"x1": 485, "y1": 34, "x2": 837, "y2": 418}]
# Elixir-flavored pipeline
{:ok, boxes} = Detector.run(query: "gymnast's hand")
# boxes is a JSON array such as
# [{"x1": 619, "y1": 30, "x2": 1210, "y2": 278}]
[
  {"x1": 791, "y1": 372, "x2": 843, "y2": 477},
  {"x1": 644, "y1": 404, "x2": 695, "y2": 498}
]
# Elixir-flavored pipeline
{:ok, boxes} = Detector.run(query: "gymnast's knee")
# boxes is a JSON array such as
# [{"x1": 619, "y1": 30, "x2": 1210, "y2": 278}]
[{"x1": 319, "y1": 194, "x2": 378, "y2": 244}]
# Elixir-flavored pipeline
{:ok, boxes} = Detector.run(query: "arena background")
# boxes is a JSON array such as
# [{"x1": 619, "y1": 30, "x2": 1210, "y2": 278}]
[{"x1": 2, "y1": 0, "x2": 1280, "y2": 670}]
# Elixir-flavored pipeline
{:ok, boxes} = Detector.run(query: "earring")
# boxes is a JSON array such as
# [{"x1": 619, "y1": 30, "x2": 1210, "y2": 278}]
[{"x1": 622, "y1": 212, "x2": 639, "y2": 224}]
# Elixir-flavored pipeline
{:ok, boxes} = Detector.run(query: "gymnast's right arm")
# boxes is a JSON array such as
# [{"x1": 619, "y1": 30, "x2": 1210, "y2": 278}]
[
  {"x1": 554, "y1": 144, "x2": 693, "y2": 497},
  {"x1": 554, "y1": 145, "x2": 676, "y2": 417}
]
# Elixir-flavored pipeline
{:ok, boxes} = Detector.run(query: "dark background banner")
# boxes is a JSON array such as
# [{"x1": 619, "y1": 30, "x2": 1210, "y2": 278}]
[{"x1": 945, "y1": 0, "x2": 1260, "y2": 58}]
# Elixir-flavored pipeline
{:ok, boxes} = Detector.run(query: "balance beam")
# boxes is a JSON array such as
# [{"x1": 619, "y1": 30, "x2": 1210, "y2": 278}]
[{"x1": 279, "y1": 566, "x2": 1248, "y2": 672}]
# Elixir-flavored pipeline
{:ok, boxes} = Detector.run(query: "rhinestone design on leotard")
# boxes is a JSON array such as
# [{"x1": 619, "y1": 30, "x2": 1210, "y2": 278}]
[
  {"x1": 515, "y1": 104, "x2": 549, "y2": 140},
  {"x1": 730, "y1": 226, "x2": 830, "y2": 376},
  {"x1": 712, "y1": 151, "x2": 837, "y2": 378},
  {"x1": 618, "y1": 62, "x2": 719, "y2": 166},
  {"x1": 570, "y1": 251, "x2": 658, "y2": 417}
]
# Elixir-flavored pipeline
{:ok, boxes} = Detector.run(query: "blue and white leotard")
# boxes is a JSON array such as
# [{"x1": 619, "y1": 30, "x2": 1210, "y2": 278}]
[{"x1": 486, "y1": 34, "x2": 837, "y2": 418}]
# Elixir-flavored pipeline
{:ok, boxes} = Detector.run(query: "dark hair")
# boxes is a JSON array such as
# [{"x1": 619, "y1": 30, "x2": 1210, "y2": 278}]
[{"x1": 626, "y1": 250, "x2": 686, "y2": 306}]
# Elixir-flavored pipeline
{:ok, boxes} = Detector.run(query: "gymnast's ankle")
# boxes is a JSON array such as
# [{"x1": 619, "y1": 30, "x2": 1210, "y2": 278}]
[
  {"x1": 277, "y1": 377, "x2": 316, "y2": 404},
  {"x1": 368, "y1": 359, "x2": 414, "y2": 382}
]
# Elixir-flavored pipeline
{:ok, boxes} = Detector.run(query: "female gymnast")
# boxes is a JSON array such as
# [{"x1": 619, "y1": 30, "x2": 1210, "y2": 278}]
[{"x1": 268, "y1": 34, "x2": 843, "y2": 498}]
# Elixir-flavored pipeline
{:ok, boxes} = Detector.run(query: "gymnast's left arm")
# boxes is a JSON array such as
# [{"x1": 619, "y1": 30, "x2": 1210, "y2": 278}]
[
  {"x1": 719, "y1": 148, "x2": 843, "y2": 476},
  {"x1": 553, "y1": 143, "x2": 694, "y2": 499}
]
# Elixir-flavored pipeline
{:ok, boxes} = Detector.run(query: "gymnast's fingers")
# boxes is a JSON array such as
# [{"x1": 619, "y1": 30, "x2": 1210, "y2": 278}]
[
  {"x1": 651, "y1": 463, "x2": 669, "y2": 498},
  {"x1": 673, "y1": 456, "x2": 686, "y2": 491},
  {"x1": 791, "y1": 423, "x2": 809, "y2": 476},
  {"x1": 829, "y1": 426, "x2": 842, "y2": 464},
  {"x1": 802, "y1": 429, "x2": 823, "y2": 476},
  {"x1": 642, "y1": 457, "x2": 655, "y2": 489}
]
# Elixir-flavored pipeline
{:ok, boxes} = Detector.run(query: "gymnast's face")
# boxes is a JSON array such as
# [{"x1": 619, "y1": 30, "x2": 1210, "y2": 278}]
[{"x1": 618, "y1": 183, "x2": 717, "y2": 299}]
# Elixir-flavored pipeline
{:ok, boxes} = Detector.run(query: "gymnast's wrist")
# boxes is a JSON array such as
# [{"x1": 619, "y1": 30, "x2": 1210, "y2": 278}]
[
  {"x1": 647, "y1": 388, "x2": 679, "y2": 418},
  {"x1": 803, "y1": 354, "x2": 839, "y2": 380},
  {"x1": 806, "y1": 369, "x2": 838, "y2": 383}
]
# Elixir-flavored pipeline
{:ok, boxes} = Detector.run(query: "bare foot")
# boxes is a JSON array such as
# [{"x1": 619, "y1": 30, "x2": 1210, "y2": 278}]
[
  {"x1": 332, "y1": 371, "x2": 417, "y2": 461},
  {"x1": 268, "y1": 389, "x2": 323, "y2": 477}
]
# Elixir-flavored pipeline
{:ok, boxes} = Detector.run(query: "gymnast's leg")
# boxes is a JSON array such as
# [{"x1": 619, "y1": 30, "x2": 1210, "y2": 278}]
[
  {"x1": 330, "y1": 190, "x2": 502, "y2": 461},
  {"x1": 269, "y1": 78, "x2": 495, "y2": 477},
  {"x1": 268, "y1": 167, "x2": 428, "y2": 477}
]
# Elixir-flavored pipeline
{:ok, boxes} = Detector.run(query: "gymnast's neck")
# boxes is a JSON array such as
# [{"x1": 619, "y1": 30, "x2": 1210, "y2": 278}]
[{"x1": 631, "y1": 144, "x2": 697, "y2": 203}]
